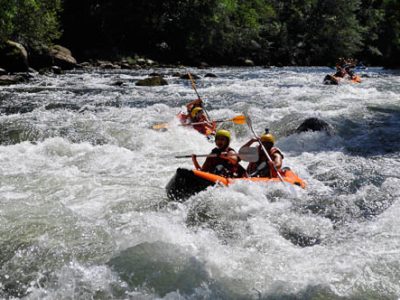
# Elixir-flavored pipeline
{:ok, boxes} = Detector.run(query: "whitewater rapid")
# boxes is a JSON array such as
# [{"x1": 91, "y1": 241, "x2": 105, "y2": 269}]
[{"x1": 0, "y1": 67, "x2": 400, "y2": 299}]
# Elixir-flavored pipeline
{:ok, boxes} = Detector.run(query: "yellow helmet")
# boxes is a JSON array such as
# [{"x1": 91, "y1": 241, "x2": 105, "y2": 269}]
[
  {"x1": 190, "y1": 107, "x2": 203, "y2": 118},
  {"x1": 261, "y1": 133, "x2": 275, "y2": 143},
  {"x1": 215, "y1": 129, "x2": 231, "y2": 141}
]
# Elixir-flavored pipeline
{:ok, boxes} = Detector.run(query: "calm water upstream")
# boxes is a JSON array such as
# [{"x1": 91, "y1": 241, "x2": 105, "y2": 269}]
[{"x1": 0, "y1": 67, "x2": 400, "y2": 299}]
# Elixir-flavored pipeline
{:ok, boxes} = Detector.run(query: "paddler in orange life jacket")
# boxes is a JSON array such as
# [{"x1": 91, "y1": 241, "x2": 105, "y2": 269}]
[
  {"x1": 334, "y1": 58, "x2": 357, "y2": 79},
  {"x1": 180, "y1": 99, "x2": 215, "y2": 136},
  {"x1": 241, "y1": 130, "x2": 284, "y2": 178},
  {"x1": 192, "y1": 129, "x2": 247, "y2": 178},
  {"x1": 188, "y1": 107, "x2": 216, "y2": 136}
]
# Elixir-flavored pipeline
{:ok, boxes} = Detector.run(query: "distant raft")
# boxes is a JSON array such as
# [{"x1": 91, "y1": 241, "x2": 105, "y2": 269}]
[
  {"x1": 166, "y1": 168, "x2": 306, "y2": 201},
  {"x1": 323, "y1": 74, "x2": 361, "y2": 85}
]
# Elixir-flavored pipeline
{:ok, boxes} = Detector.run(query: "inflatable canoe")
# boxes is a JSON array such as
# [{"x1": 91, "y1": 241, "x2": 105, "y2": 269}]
[
  {"x1": 166, "y1": 168, "x2": 306, "y2": 201},
  {"x1": 323, "y1": 74, "x2": 361, "y2": 85}
]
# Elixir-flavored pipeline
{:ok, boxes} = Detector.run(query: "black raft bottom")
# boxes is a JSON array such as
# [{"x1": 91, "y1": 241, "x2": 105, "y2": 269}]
[{"x1": 166, "y1": 168, "x2": 214, "y2": 202}]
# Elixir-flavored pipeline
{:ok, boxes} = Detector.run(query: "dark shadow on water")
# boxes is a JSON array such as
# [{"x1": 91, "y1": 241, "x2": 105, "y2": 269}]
[{"x1": 336, "y1": 105, "x2": 400, "y2": 157}]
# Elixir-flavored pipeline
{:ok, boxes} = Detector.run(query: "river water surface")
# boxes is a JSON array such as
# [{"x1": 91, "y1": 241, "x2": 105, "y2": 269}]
[{"x1": 0, "y1": 67, "x2": 400, "y2": 299}]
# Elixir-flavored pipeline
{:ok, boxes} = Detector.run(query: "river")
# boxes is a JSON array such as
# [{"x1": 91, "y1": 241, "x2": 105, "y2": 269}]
[{"x1": 0, "y1": 67, "x2": 399, "y2": 299}]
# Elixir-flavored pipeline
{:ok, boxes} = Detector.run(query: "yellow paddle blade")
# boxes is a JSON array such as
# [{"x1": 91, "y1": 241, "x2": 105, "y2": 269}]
[
  {"x1": 231, "y1": 115, "x2": 246, "y2": 125},
  {"x1": 152, "y1": 123, "x2": 169, "y2": 130}
]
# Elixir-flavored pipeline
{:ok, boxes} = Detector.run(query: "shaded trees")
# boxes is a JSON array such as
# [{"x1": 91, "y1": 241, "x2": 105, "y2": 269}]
[
  {"x1": 2, "y1": 0, "x2": 400, "y2": 67},
  {"x1": 0, "y1": 0, "x2": 62, "y2": 46}
]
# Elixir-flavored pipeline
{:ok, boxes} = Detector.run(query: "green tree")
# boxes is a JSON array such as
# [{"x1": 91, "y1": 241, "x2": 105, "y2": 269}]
[
  {"x1": 0, "y1": 0, "x2": 62, "y2": 46},
  {"x1": 379, "y1": 0, "x2": 400, "y2": 67}
]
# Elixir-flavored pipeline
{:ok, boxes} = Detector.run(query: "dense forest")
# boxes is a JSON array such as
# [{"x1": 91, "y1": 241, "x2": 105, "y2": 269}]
[{"x1": 1, "y1": 0, "x2": 400, "y2": 67}]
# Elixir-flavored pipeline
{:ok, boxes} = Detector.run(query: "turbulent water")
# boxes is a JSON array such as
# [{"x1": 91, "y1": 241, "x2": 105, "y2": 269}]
[{"x1": 0, "y1": 67, "x2": 400, "y2": 299}]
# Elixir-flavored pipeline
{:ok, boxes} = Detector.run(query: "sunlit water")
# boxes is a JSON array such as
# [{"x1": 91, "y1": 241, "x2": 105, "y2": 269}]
[{"x1": 1, "y1": 67, "x2": 400, "y2": 299}]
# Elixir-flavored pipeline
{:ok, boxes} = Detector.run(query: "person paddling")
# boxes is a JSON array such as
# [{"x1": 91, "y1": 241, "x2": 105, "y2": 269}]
[
  {"x1": 192, "y1": 129, "x2": 246, "y2": 178},
  {"x1": 241, "y1": 130, "x2": 284, "y2": 178},
  {"x1": 335, "y1": 58, "x2": 357, "y2": 79},
  {"x1": 180, "y1": 99, "x2": 215, "y2": 136}
]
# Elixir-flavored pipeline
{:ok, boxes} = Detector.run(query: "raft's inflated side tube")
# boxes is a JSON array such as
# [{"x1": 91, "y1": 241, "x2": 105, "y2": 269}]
[
  {"x1": 323, "y1": 74, "x2": 339, "y2": 85},
  {"x1": 351, "y1": 75, "x2": 362, "y2": 83},
  {"x1": 194, "y1": 169, "x2": 306, "y2": 189},
  {"x1": 167, "y1": 168, "x2": 306, "y2": 201},
  {"x1": 324, "y1": 74, "x2": 361, "y2": 85},
  {"x1": 166, "y1": 168, "x2": 214, "y2": 201}
]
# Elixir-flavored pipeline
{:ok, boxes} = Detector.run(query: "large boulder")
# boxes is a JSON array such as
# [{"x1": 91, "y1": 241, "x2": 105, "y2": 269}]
[
  {"x1": 296, "y1": 118, "x2": 334, "y2": 134},
  {"x1": 0, "y1": 75, "x2": 27, "y2": 86},
  {"x1": 136, "y1": 76, "x2": 168, "y2": 86},
  {"x1": 50, "y1": 45, "x2": 77, "y2": 70},
  {"x1": 0, "y1": 40, "x2": 29, "y2": 72}
]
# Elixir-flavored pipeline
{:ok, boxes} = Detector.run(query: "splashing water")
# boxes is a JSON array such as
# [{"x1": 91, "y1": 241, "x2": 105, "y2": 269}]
[{"x1": 0, "y1": 67, "x2": 399, "y2": 299}]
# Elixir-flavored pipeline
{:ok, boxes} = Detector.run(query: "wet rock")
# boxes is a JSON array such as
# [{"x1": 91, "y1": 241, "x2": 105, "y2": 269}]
[
  {"x1": 0, "y1": 68, "x2": 7, "y2": 75},
  {"x1": 135, "y1": 76, "x2": 168, "y2": 86},
  {"x1": 180, "y1": 73, "x2": 200, "y2": 80},
  {"x1": 51, "y1": 66, "x2": 63, "y2": 75},
  {"x1": 281, "y1": 229, "x2": 321, "y2": 247},
  {"x1": 172, "y1": 72, "x2": 181, "y2": 77},
  {"x1": 50, "y1": 45, "x2": 77, "y2": 70},
  {"x1": 108, "y1": 242, "x2": 210, "y2": 297},
  {"x1": 99, "y1": 61, "x2": 120, "y2": 69},
  {"x1": 205, "y1": 73, "x2": 217, "y2": 78},
  {"x1": 112, "y1": 80, "x2": 124, "y2": 86},
  {"x1": 0, "y1": 40, "x2": 29, "y2": 72},
  {"x1": 28, "y1": 67, "x2": 38, "y2": 74},
  {"x1": 242, "y1": 59, "x2": 254, "y2": 66},
  {"x1": 296, "y1": 118, "x2": 334, "y2": 135},
  {"x1": 133, "y1": 58, "x2": 158, "y2": 67},
  {"x1": 120, "y1": 63, "x2": 131, "y2": 69},
  {"x1": 0, "y1": 75, "x2": 27, "y2": 86},
  {"x1": 44, "y1": 103, "x2": 81, "y2": 111},
  {"x1": 78, "y1": 62, "x2": 91, "y2": 68}
]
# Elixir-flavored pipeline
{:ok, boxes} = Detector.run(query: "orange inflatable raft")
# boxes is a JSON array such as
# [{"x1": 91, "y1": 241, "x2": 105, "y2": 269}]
[
  {"x1": 324, "y1": 74, "x2": 361, "y2": 85},
  {"x1": 166, "y1": 168, "x2": 306, "y2": 201}
]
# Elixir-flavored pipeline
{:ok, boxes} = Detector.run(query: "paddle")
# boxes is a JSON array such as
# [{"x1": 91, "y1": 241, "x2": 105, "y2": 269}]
[
  {"x1": 245, "y1": 114, "x2": 286, "y2": 184},
  {"x1": 188, "y1": 72, "x2": 211, "y2": 120},
  {"x1": 175, "y1": 146, "x2": 259, "y2": 162},
  {"x1": 154, "y1": 115, "x2": 246, "y2": 131},
  {"x1": 152, "y1": 123, "x2": 169, "y2": 130},
  {"x1": 180, "y1": 115, "x2": 246, "y2": 126}
]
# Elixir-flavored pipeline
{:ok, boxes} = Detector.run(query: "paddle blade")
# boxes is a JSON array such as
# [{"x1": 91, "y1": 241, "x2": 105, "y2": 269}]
[
  {"x1": 231, "y1": 115, "x2": 246, "y2": 125},
  {"x1": 152, "y1": 123, "x2": 169, "y2": 131},
  {"x1": 238, "y1": 146, "x2": 259, "y2": 162}
]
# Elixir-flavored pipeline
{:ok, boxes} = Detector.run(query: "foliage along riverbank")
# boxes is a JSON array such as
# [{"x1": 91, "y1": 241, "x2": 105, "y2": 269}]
[{"x1": 1, "y1": 0, "x2": 400, "y2": 72}]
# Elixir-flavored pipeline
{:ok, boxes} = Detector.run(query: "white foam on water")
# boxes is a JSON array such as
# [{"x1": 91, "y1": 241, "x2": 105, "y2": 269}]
[{"x1": 1, "y1": 67, "x2": 400, "y2": 299}]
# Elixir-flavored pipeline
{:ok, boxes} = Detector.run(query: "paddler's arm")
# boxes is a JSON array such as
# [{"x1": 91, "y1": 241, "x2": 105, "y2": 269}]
[
  {"x1": 240, "y1": 138, "x2": 258, "y2": 149},
  {"x1": 186, "y1": 99, "x2": 203, "y2": 112},
  {"x1": 191, "y1": 154, "x2": 201, "y2": 170},
  {"x1": 220, "y1": 150, "x2": 239, "y2": 165},
  {"x1": 268, "y1": 153, "x2": 283, "y2": 170}
]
